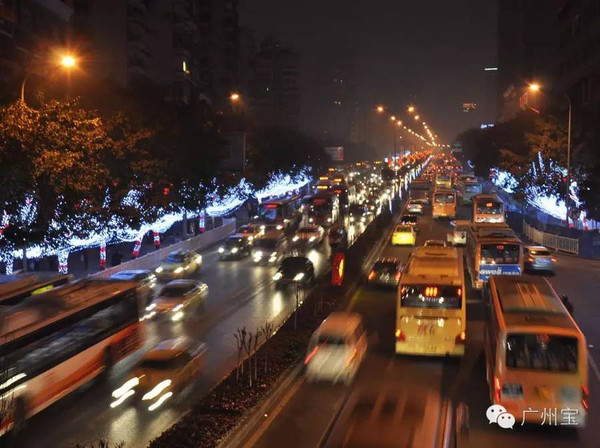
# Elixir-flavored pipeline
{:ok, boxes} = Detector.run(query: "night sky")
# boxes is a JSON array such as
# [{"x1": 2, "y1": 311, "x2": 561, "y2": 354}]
[{"x1": 240, "y1": 0, "x2": 497, "y2": 144}]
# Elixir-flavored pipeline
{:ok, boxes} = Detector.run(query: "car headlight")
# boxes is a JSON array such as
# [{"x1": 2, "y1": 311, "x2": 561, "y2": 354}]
[
  {"x1": 309, "y1": 218, "x2": 314, "y2": 223},
  {"x1": 294, "y1": 272, "x2": 305, "y2": 282},
  {"x1": 350, "y1": 216, "x2": 355, "y2": 222},
  {"x1": 271, "y1": 252, "x2": 277, "y2": 257},
  {"x1": 276, "y1": 225, "x2": 283, "y2": 230},
  {"x1": 293, "y1": 235, "x2": 300, "y2": 242},
  {"x1": 327, "y1": 217, "x2": 332, "y2": 222},
  {"x1": 146, "y1": 303, "x2": 156, "y2": 311},
  {"x1": 155, "y1": 266, "x2": 164, "y2": 273},
  {"x1": 273, "y1": 272, "x2": 283, "y2": 281},
  {"x1": 195, "y1": 255, "x2": 202, "y2": 263},
  {"x1": 142, "y1": 380, "x2": 172, "y2": 401},
  {"x1": 361, "y1": 216, "x2": 366, "y2": 222},
  {"x1": 260, "y1": 225, "x2": 266, "y2": 230},
  {"x1": 309, "y1": 236, "x2": 316, "y2": 242},
  {"x1": 173, "y1": 304, "x2": 184, "y2": 312},
  {"x1": 218, "y1": 247, "x2": 225, "y2": 253},
  {"x1": 174, "y1": 267, "x2": 184, "y2": 274},
  {"x1": 171, "y1": 311, "x2": 184, "y2": 321},
  {"x1": 254, "y1": 251, "x2": 263, "y2": 258},
  {"x1": 231, "y1": 247, "x2": 239, "y2": 254}
]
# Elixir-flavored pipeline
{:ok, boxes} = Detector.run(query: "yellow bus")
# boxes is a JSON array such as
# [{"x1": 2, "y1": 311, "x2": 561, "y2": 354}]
[
  {"x1": 395, "y1": 246, "x2": 466, "y2": 356},
  {"x1": 483, "y1": 275, "x2": 587, "y2": 426},
  {"x1": 435, "y1": 173, "x2": 452, "y2": 189},
  {"x1": 472, "y1": 194, "x2": 505, "y2": 223},
  {"x1": 432, "y1": 188, "x2": 457, "y2": 219},
  {"x1": 466, "y1": 223, "x2": 523, "y2": 289}
]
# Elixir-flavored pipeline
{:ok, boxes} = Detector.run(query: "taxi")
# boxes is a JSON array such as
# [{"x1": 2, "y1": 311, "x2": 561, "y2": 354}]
[
  {"x1": 391, "y1": 225, "x2": 416, "y2": 246},
  {"x1": 111, "y1": 338, "x2": 208, "y2": 411}
]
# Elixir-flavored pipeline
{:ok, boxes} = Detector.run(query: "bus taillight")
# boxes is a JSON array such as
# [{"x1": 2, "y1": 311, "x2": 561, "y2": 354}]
[{"x1": 395, "y1": 329, "x2": 405, "y2": 341}]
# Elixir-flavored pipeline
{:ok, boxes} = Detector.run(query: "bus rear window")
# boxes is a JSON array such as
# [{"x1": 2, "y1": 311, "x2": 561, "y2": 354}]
[
  {"x1": 481, "y1": 244, "x2": 520, "y2": 264},
  {"x1": 476, "y1": 202, "x2": 502, "y2": 214},
  {"x1": 434, "y1": 193, "x2": 455, "y2": 203},
  {"x1": 506, "y1": 333, "x2": 578, "y2": 373},
  {"x1": 400, "y1": 285, "x2": 462, "y2": 309}
]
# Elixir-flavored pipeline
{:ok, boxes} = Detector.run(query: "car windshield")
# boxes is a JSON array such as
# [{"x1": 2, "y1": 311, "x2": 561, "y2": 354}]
[
  {"x1": 160, "y1": 285, "x2": 193, "y2": 297},
  {"x1": 373, "y1": 262, "x2": 397, "y2": 273},
  {"x1": 316, "y1": 333, "x2": 347, "y2": 346},
  {"x1": 239, "y1": 226, "x2": 254, "y2": 234},
  {"x1": 401, "y1": 216, "x2": 417, "y2": 224},
  {"x1": 281, "y1": 258, "x2": 308, "y2": 272},
  {"x1": 400, "y1": 285, "x2": 461, "y2": 309},
  {"x1": 529, "y1": 249, "x2": 551, "y2": 256},
  {"x1": 349, "y1": 205, "x2": 365, "y2": 215},
  {"x1": 254, "y1": 239, "x2": 278, "y2": 250},
  {"x1": 225, "y1": 238, "x2": 243, "y2": 248},
  {"x1": 298, "y1": 227, "x2": 317, "y2": 233},
  {"x1": 139, "y1": 358, "x2": 177, "y2": 370},
  {"x1": 165, "y1": 253, "x2": 186, "y2": 263},
  {"x1": 395, "y1": 226, "x2": 412, "y2": 232},
  {"x1": 506, "y1": 333, "x2": 578, "y2": 373},
  {"x1": 481, "y1": 244, "x2": 520, "y2": 264},
  {"x1": 408, "y1": 201, "x2": 421, "y2": 206}
]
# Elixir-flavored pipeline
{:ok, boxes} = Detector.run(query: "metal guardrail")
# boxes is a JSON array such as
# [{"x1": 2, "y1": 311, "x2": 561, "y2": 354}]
[
  {"x1": 92, "y1": 219, "x2": 236, "y2": 278},
  {"x1": 523, "y1": 221, "x2": 579, "y2": 255}
]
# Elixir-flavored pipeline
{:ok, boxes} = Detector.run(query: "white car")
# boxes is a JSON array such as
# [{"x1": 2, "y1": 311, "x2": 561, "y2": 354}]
[
  {"x1": 155, "y1": 250, "x2": 202, "y2": 280},
  {"x1": 292, "y1": 225, "x2": 325, "y2": 247},
  {"x1": 145, "y1": 279, "x2": 208, "y2": 321},
  {"x1": 406, "y1": 200, "x2": 424, "y2": 215},
  {"x1": 305, "y1": 312, "x2": 367, "y2": 385},
  {"x1": 424, "y1": 239, "x2": 447, "y2": 247},
  {"x1": 446, "y1": 220, "x2": 470, "y2": 246}
]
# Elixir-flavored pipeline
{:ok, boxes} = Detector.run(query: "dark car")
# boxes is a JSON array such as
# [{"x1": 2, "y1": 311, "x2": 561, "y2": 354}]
[
  {"x1": 219, "y1": 235, "x2": 252, "y2": 260},
  {"x1": 273, "y1": 256, "x2": 315, "y2": 288},
  {"x1": 110, "y1": 269, "x2": 157, "y2": 304},
  {"x1": 348, "y1": 204, "x2": 369, "y2": 224},
  {"x1": 329, "y1": 225, "x2": 348, "y2": 249},
  {"x1": 400, "y1": 214, "x2": 420, "y2": 232},
  {"x1": 367, "y1": 258, "x2": 402, "y2": 288}
]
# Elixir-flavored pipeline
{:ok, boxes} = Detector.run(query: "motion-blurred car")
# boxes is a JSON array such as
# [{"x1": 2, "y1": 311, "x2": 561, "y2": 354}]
[
  {"x1": 110, "y1": 338, "x2": 208, "y2": 411},
  {"x1": 305, "y1": 312, "x2": 367, "y2": 385},
  {"x1": 218, "y1": 235, "x2": 252, "y2": 260},
  {"x1": 400, "y1": 214, "x2": 420, "y2": 232},
  {"x1": 109, "y1": 269, "x2": 157, "y2": 304},
  {"x1": 391, "y1": 225, "x2": 417, "y2": 246},
  {"x1": 406, "y1": 200, "x2": 424, "y2": 215},
  {"x1": 237, "y1": 224, "x2": 263, "y2": 243},
  {"x1": 273, "y1": 256, "x2": 315, "y2": 288},
  {"x1": 253, "y1": 233, "x2": 287, "y2": 265},
  {"x1": 145, "y1": 279, "x2": 208, "y2": 321},
  {"x1": 367, "y1": 258, "x2": 401, "y2": 288},
  {"x1": 292, "y1": 225, "x2": 325, "y2": 248},
  {"x1": 328, "y1": 225, "x2": 348, "y2": 249},
  {"x1": 424, "y1": 239, "x2": 447, "y2": 247},
  {"x1": 348, "y1": 203, "x2": 369, "y2": 224},
  {"x1": 155, "y1": 250, "x2": 202, "y2": 280},
  {"x1": 524, "y1": 245, "x2": 556, "y2": 272}
]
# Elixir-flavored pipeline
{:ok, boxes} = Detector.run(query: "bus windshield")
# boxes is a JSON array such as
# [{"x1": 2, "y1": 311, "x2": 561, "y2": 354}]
[
  {"x1": 463, "y1": 183, "x2": 480, "y2": 193},
  {"x1": 476, "y1": 201, "x2": 503, "y2": 214},
  {"x1": 400, "y1": 285, "x2": 462, "y2": 309},
  {"x1": 258, "y1": 204, "x2": 280, "y2": 222},
  {"x1": 481, "y1": 244, "x2": 520, "y2": 264},
  {"x1": 434, "y1": 192, "x2": 455, "y2": 203},
  {"x1": 506, "y1": 333, "x2": 578, "y2": 373}
]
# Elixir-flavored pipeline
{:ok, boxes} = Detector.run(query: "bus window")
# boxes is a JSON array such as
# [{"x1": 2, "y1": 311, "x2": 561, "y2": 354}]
[
  {"x1": 476, "y1": 201, "x2": 503, "y2": 214},
  {"x1": 481, "y1": 244, "x2": 520, "y2": 264},
  {"x1": 506, "y1": 333, "x2": 578, "y2": 373},
  {"x1": 434, "y1": 192, "x2": 455, "y2": 203},
  {"x1": 400, "y1": 285, "x2": 462, "y2": 309}
]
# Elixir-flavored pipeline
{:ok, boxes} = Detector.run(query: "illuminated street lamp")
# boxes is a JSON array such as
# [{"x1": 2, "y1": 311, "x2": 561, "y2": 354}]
[
  {"x1": 414, "y1": 115, "x2": 420, "y2": 120},
  {"x1": 390, "y1": 115, "x2": 396, "y2": 121},
  {"x1": 528, "y1": 82, "x2": 572, "y2": 227},
  {"x1": 376, "y1": 105, "x2": 385, "y2": 113},
  {"x1": 21, "y1": 52, "x2": 77, "y2": 103},
  {"x1": 407, "y1": 105, "x2": 415, "y2": 113},
  {"x1": 230, "y1": 92, "x2": 241, "y2": 102},
  {"x1": 396, "y1": 120, "x2": 402, "y2": 126}
]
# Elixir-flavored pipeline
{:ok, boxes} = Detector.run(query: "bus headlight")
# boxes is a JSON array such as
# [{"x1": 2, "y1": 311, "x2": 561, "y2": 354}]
[
  {"x1": 276, "y1": 225, "x2": 283, "y2": 230},
  {"x1": 174, "y1": 267, "x2": 184, "y2": 274},
  {"x1": 309, "y1": 236, "x2": 316, "y2": 242},
  {"x1": 155, "y1": 266, "x2": 164, "y2": 273},
  {"x1": 293, "y1": 236, "x2": 300, "y2": 242},
  {"x1": 231, "y1": 247, "x2": 239, "y2": 254},
  {"x1": 218, "y1": 247, "x2": 225, "y2": 253},
  {"x1": 273, "y1": 272, "x2": 283, "y2": 281}
]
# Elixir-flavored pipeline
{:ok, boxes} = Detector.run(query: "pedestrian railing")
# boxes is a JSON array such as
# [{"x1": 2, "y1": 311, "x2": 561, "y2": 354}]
[
  {"x1": 92, "y1": 218, "x2": 236, "y2": 279},
  {"x1": 523, "y1": 221, "x2": 579, "y2": 255}
]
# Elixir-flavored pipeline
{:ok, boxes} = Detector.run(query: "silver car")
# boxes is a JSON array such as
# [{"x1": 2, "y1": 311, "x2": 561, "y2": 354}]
[
  {"x1": 155, "y1": 250, "x2": 202, "y2": 281},
  {"x1": 110, "y1": 269, "x2": 157, "y2": 304},
  {"x1": 524, "y1": 246, "x2": 556, "y2": 272},
  {"x1": 406, "y1": 200, "x2": 424, "y2": 215},
  {"x1": 145, "y1": 279, "x2": 208, "y2": 321}
]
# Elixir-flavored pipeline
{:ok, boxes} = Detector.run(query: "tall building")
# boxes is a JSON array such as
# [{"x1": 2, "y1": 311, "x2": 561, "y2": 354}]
[
  {"x1": 254, "y1": 36, "x2": 300, "y2": 126},
  {"x1": 71, "y1": 0, "x2": 240, "y2": 105},
  {"x1": 557, "y1": 0, "x2": 600, "y2": 109},
  {"x1": 496, "y1": 0, "x2": 558, "y2": 120},
  {"x1": 0, "y1": 0, "x2": 72, "y2": 87}
]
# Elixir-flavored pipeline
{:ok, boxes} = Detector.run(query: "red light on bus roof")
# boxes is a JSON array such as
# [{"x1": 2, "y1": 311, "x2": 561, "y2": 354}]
[
  {"x1": 266, "y1": 204, "x2": 278, "y2": 209},
  {"x1": 496, "y1": 245, "x2": 504, "y2": 250},
  {"x1": 486, "y1": 202, "x2": 493, "y2": 207},
  {"x1": 424, "y1": 286, "x2": 438, "y2": 297}
]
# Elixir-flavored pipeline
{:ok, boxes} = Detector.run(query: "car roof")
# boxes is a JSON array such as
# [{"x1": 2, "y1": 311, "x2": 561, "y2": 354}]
[
  {"x1": 110, "y1": 269, "x2": 151, "y2": 277},
  {"x1": 525, "y1": 245, "x2": 549, "y2": 251},
  {"x1": 167, "y1": 249, "x2": 189, "y2": 256},
  {"x1": 317, "y1": 312, "x2": 362, "y2": 337},
  {"x1": 164, "y1": 279, "x2": 200, "y2": 287},
  {"x1": 142, "y1": 338, "x2": 189, "y2": 360},
  {"x1": 227, "y1": 234, "x2": 246, "y2": 240}
]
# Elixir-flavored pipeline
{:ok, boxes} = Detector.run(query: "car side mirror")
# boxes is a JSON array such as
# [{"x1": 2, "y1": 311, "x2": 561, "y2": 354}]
[
  {"x1": 450, "y1": 220, "x2": 456, "y2": 227},
  {"x1": 561, "y1": 295, "x2": 574, "y2": 314}
]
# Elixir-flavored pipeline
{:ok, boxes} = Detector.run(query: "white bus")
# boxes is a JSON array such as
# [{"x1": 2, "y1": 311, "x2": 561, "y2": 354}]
[
  {"x1": 472, "y1": 194, "x2": 505, "y2": 223},
  {"x1": 432, "y1": 188, "x2": 457, "y2": 219},
  {"x1": 0, "y1": 279, "x2": 144, "y2": 434},
  {"x1": 0, "y1": 272, "x2": 71, "y2": 306},
  {"x1": 396, "y1": 246, "x2": 466, "y2": 356}
]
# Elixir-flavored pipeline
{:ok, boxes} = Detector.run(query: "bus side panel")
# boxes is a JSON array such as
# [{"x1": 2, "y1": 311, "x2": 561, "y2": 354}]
[{"x1": 25, "y1": 322, "x2": 144, "y2": 420}]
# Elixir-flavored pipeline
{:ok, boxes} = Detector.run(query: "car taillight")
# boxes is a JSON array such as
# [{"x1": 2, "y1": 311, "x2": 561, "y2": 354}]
[
  {"x1": 582, "y1": 384, "x2": 589, "y2": 410},
  {"x1": 395, "y1": 272, "x2": 401, "y2": 282},
  {"x1": 304, "y1": 346, "x2": 319, "y2": 364},
  {"x1": 454, "y1": 331, "x2": 466, "y2": 344},
  {"x1": 395, "y1": 329, "x2": 405, "y2": 341},
  {"x1": 494, "y1": 376, "x2": 501, "y2": 403},
  {"x1": 368, "y1": 270, "x2": 376, "y2": 280},
  {"x1": 346, "y1": 348, "x2": 358, "y2": 366}
]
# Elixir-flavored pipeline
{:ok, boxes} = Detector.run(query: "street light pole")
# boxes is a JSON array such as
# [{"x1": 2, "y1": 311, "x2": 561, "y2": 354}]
[{"x1": 20, "y1": 73, "x2": 31, "y2": 103}]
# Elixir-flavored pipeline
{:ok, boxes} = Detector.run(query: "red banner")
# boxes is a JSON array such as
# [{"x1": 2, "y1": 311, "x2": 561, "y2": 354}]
[{"x1": 331, "y1": 252, "x2": 345, "y2": 286}]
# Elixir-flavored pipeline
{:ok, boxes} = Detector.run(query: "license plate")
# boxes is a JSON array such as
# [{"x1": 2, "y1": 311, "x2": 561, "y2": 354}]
[
  {"x1": 417, "y1": 324, "x2": 435, "y2": 335},
  {"x1": 538, "y1": 258, "x2": 550, "y2": 263}
]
